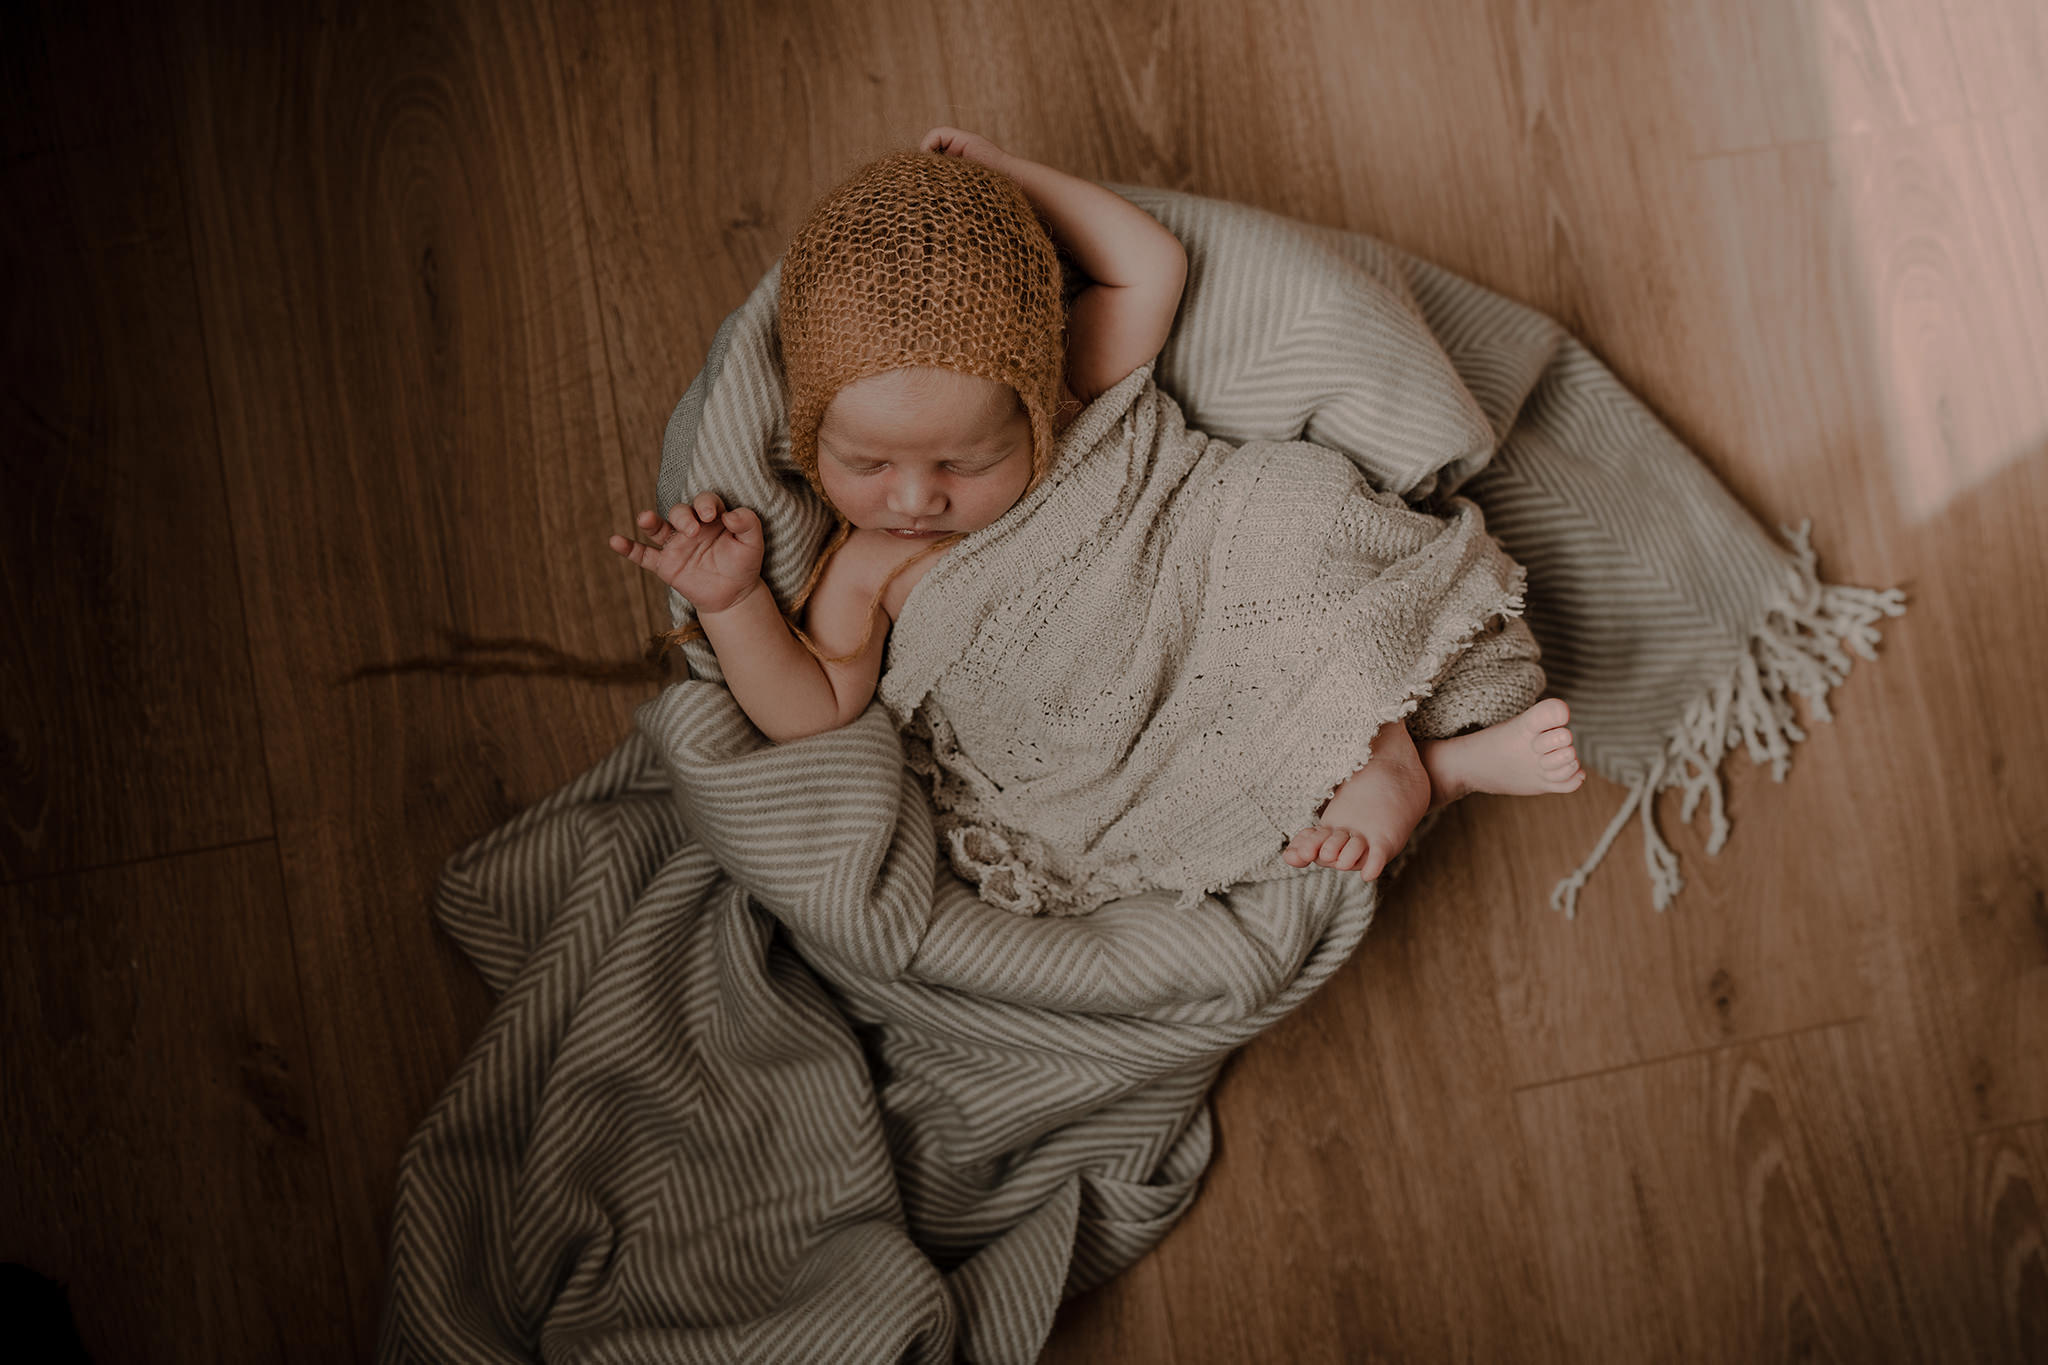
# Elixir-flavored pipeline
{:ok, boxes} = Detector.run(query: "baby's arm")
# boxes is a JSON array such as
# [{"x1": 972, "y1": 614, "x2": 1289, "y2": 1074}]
[
  {"x1": 922, "y1": 127, "x2": 1186, "y2": 401},
  {"x1": 609, "y1": 493, "x2": 878, "y2": 742}
]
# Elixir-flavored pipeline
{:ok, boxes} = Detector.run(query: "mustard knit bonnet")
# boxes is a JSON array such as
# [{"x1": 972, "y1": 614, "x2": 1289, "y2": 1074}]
[{"x1": 778, "y1": 150, "x2": 1068, "y2": 505}]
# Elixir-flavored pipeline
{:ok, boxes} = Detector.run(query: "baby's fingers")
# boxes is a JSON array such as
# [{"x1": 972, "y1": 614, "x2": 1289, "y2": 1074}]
[
  {"x1": 608, "y1": 533, "x2": 658, "y2": 567},
  {"x1": 690, "y1": 491, "x2": 727, "y2": 524},
  {"x1": 722, "y1": 506, "x2": 764, "y2": 545}
]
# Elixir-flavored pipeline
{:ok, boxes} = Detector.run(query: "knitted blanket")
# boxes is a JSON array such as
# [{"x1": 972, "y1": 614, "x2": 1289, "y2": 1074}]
[
  {"x1": 880, "y1": 366, "x2": 1544, "y2": 916},
  {"x1": 377, "y1": 187, "x2": 1903, "y2": 1363}
]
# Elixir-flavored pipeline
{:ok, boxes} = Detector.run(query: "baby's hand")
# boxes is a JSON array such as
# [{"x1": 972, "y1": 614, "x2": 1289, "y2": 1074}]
[
  {"x1": 921, "y1": 126, "x2": 1009, "y2": 168},
  {"x1": 607, "y1": 492, "x2": 765, "y2": 615}
]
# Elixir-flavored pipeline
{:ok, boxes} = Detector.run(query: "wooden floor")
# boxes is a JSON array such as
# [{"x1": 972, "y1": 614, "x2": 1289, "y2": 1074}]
[{"x1": 6, "y1": 0, "x2": 2044, "y2": 1359}]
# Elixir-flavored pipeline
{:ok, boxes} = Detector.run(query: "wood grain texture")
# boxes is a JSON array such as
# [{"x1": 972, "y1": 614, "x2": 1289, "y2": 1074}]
[
  {"x1": 1678, "y1": 66, "x2": 2048, "y2": 1134},
  {"x1": 168, "y1": 0, "x2": 654, "y2": 1336},
  {"x1": 0, "y1": 846, "x2": 354, "y2": 1362},
  {"x1": 7, "y1": 0, "x2": 2044, "y2": 1356},
  {"x1": 1515, "y1": 1022, "x2": 1923, "y2": 1362},
  {"x1": 1971, "y1": 1123, "x2": 2048, "y2": 1362},
  {"x1": 0, "y1": 4, "x2": 270, "y2": 880},
  {"x1": 1172, "y1": 835, "x2": 1564, "y2": 1365}
]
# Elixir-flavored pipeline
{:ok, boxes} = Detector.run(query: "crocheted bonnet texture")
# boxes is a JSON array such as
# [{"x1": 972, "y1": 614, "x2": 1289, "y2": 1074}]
[{"x1": 778, "y1": 150, "x2": 1068, "y2": 503}]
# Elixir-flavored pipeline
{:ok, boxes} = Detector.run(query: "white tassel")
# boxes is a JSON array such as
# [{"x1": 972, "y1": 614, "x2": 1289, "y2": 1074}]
[
  {"x1": 1639, "y1": 752, "x2": 1683, "y2": 909},
  {"x1": 1549, "y1": 764, "x2": 1651, "y2": 920},
  {"x1": 1549, "y1": 521, "x2": 1906, "y2": 916}
]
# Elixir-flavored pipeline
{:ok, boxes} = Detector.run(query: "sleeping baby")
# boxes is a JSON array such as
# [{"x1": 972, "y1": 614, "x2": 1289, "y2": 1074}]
[{"x1": 609, "y1": 129, "x2": 1585, "y2": 914}]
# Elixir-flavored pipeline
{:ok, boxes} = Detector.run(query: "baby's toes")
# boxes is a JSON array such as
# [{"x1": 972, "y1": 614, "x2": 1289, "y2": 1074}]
[
  {"x1": 1359, "y1": 840, "x2": 1393, "y2": 882},
  {"x1": 1282, "y1": 827, "x2": 1327, "y2": 868},
  {"x1": 1311, "y1": 829, "x2": 1356, "y2": 867},
  {"x1": 1325, "y1": 831, "x2": 1367, "y2": 870},
  {"x1": 1523, "y1": 697, "x2": 1570, "y2": 737}
]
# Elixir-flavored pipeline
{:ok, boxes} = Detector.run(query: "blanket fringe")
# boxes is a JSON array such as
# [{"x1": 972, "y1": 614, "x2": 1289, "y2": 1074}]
[{"x1": 1548, "y1": 520, "x2": 1907, "y2": 918}]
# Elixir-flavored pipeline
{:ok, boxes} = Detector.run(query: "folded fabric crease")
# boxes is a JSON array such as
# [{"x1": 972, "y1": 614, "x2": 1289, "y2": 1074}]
[{"x1": 377, "y1": 185, "x2": 1904, "y2": 1363}]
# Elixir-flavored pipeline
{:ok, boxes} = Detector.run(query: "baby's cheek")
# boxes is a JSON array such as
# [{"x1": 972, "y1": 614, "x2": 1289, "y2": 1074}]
[
  {"x1": 970, "y1": 486, "x2": 1025, "y2": 529},
  {"x1": 992, "y1": 465, "x2": 1033, "y2": 516}
]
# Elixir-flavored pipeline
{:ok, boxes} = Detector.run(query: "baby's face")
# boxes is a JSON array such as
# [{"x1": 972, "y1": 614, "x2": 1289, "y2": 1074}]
[{"x1": 817, "y1": 367, "x2": 1033, "y2": 543}]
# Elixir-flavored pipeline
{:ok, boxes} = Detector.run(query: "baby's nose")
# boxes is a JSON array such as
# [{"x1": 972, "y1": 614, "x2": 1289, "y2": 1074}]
[{"x1": 890, "y1": 475, "x2": 946, "y2": 516}]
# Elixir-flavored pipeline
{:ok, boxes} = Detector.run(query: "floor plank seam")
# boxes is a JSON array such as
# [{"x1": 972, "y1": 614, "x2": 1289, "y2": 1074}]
[
  {"x1": 160, "y1": 14, "x2": 365, "y2": 1355},
  {"x1": 1, "y1": 833, "x2": 279, "y2": 890},
  {"x1": 1508, "y1": 1013, "x2": 1873, "y2": 1094},
  {"x1": 1682, "y1": 103, "x2": 2038, "y2": 168}
]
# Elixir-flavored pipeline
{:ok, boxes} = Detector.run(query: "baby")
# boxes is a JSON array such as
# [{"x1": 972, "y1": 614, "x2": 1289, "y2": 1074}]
[{"x1": 610, "y1": 129, "x2": 1584, "y2": 893}]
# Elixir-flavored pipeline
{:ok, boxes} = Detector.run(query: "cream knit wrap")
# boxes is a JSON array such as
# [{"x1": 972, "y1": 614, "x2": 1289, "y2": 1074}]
[{"x1": 879, "y1": 364, "x2": 1546, "y2": 916}]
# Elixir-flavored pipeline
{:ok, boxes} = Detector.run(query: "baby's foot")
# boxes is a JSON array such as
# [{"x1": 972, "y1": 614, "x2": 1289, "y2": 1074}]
[
  {"x1": 1418, "y1": 697, "x2": 1585, "y2": 806},
  {"x1": 1281, "y1": 739, "x2": 1433, "y2": 883}
]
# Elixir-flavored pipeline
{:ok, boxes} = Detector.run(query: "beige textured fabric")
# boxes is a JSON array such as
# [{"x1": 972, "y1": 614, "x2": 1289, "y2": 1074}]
[
  {"x1": 381, "y1": 186, "x2": 1907, "y2": 1365},
  {"x1": 878, "y1": 363, "x2": 1546, "y2": 916},
  {"x1": 779, "y1": 150, "x2": 1069, "y2": 502}
]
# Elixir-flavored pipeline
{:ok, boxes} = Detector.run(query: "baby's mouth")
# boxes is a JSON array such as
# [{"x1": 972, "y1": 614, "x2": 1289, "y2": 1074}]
[{"x1": 886, "y1": 527, "x2": 946, "y2": 538}]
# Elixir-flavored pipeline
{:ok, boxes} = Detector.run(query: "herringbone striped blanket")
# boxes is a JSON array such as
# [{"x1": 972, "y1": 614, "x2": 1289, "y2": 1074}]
[{"x1": 378, "y1": 187, "x2": 1903, "y2": 1362}]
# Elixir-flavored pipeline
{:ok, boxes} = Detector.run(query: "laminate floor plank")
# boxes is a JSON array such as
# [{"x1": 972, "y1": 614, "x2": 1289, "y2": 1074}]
[
  {"x1": 167, "y1": 0, "x2": 653, "y2": 1340},
  {"x1": 1515, "y1": 1021, "x2": 1941, "y2": 1362},
  {"x1": 1872, "y1": 450, "x2": 2048, "y2": 1133},
  {"x1": 1970, "y1": 1121, "x2": 2048, "y2": 1362},
  {"x1": 1940, "y1": 0, "x2": 2047, "y2": 119},
  {"x1": 0, "y1": 846, "x2": 354, "y2": 1362},
  {"x1": 1, "y1": 3, "x2": 270, "y2": 881},
  {"x1": 1220, "y1": 840, "x2": 1565, "y2": 1365},
  {"x1": 1695, "y1": 112, "x2": 2048, "y2": 1129},
  {"x1": 1450, "y1": 0, "x2": 1896, "y2": 1093}
]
